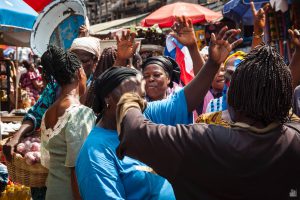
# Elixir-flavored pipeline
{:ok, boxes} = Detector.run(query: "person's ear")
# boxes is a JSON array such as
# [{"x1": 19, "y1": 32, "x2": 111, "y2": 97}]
[
  {"x1": 104, "y1": 96, "x2": 112, "y2": 109},
  {"x1": 105, "y1": 93, "x2": 119, "y2": 110},
  {"x1": 166, "y1": 74, "x2": 171, "y2": 85}
]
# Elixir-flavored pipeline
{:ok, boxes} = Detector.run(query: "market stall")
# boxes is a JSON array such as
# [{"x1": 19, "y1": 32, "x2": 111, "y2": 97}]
[
  {"x1": 222, "y1": 0, "x2": 300, "y2": 61},
  {"x1": 141, "y1": 2, "x2": 222, "y2": 28},
  {"x1": 265, "y1": 0, "x2": 300, "y2": 63}
]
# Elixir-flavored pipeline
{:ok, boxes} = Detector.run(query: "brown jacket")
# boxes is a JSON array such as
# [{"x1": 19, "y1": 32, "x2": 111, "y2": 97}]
[{"x1": 117, "y1": 108, "x2": 300, "y2": 200}]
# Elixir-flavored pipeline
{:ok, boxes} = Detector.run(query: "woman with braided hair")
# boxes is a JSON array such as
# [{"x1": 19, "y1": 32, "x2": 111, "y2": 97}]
[
  {"x1": 40, "y1": 46, "x2": 95, "y2": 200},
  {"x1": 116, "y1": 44, "x2": 300, "y2": 200},
  {"x1": 3, "y1": 37, "x2": 102, "y2": 165},
  {"x1": 76, "y1": 16, "x2": 243, "y2": 199}
]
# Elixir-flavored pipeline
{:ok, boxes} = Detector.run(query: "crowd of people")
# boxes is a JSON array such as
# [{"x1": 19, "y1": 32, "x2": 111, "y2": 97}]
[{"x1": 1, "y1": 2, "x2": 300, "y2": 200}]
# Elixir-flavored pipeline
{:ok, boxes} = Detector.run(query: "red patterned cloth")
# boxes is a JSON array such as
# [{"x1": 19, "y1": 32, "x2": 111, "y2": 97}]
[{"x1": 20, "y1": 71, "x2": 42, "y2": 101}]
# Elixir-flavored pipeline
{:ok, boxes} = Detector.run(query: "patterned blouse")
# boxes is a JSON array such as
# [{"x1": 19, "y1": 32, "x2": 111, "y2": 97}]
[{"x1": 23, "y1": 83, "x2": 58, "y2": 130}]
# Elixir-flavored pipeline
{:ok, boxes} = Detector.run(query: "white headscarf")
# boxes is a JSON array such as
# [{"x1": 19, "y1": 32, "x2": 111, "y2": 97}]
[{"x1": 70, "y1": 37, "x2": 101, "y2": 59}]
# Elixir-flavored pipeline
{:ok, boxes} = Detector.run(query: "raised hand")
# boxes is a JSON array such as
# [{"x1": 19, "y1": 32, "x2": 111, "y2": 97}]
[
  {"x1": 79, "y1": 25, "x2": 89, "y2": 37},
  {"x1": 289, "y1": 29, "x2": 300, "y2": 50},
  {"x1": 116, "y1": 30, "x2": 139, "y2": 60},
  {"x1": 170, "y1": 16, "x2": 197, "y2": 47},
  {"x1": 208, "y1": 26, "x2": 243, "y2": 65},
  {"x1": 251, "y1": 1, "x2": 269, "y2": 34},
  {"x1": 288, "y1": 29, "x2": 300, "y2": 89}
]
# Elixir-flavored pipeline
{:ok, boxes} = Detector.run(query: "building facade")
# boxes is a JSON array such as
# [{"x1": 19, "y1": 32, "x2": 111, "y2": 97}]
[{"x1": 84, "y1": 0, "x2": 223, "y2": 25}]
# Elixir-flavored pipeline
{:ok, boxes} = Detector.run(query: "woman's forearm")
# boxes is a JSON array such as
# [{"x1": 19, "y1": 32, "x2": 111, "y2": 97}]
[
  {"x1": 71, "y1": 168, "x2": 82, "y2": 200},
  {"x1": 184, "y1": 59, "x2": 221, "y2": 112},
  {"x1": 290, "y1": 48, "x2": 300, "y2": 89}
]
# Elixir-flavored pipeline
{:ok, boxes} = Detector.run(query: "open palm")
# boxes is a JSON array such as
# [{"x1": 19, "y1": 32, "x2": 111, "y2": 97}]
[
  {"x1": 116, "y1": 31, "x2": 139, "y2": 60},
  {"x1": 209, "y1": 27, "x2": 243, "y2": 65},
  {"x1": 170, "y1": 16, "x2": 197, "y2": 47}
]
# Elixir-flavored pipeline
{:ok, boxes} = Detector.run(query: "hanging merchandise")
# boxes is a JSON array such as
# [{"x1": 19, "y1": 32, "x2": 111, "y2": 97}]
[{"x1": 264, "y1": 1, "x2": 299, "y2": 64}]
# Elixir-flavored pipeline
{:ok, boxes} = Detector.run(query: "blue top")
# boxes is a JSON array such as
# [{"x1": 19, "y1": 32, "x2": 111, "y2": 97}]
[
  {"x1": 76, "y1": 88, "x2": 192, "y2": 200},
  {"x1": 76, "y1": 127, "x2": 175, "y2": 200},
  {"x1": 144, "y1": 88, "x2": 193, "y2": 125}
]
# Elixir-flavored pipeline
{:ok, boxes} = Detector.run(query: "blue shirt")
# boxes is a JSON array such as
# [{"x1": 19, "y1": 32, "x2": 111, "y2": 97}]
[
  {"x1": 144, "y1": 88, "x2": 193, "y2": 125},
  {"x1": 76, "y1": 127, "x2": 175, "y2": 200},
  {"x1": 76, "y1": 88, "x2": 192, "y2": 200}
]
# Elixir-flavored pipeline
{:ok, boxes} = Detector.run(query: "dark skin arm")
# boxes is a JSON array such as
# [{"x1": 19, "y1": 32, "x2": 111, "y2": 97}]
[
  {"x1": 170, "y1": 16, "x2": 205, "y2": 75},
  {"x1": 114, "y1": 21, "x2": 242, "y2": 113},
  {"x1": 3, "y1": 120, "x2": 34, "y2": 162},
  {"x1": 250, "y1": 2, "x2": 270, "y2": 49},
  {"x1": 78, "y1": 25, "x2": 89, "y2": 38},
  {"x1": 169, "y1": 16, "x2": 243, "y2": 112},
  {"x1": 114, "y1": 31, "x2": 139, "y2": 67},
  {"x1": 184, "y1": 27, "x2": 243, "y2": 112},
  {"x1": 71, "y1": 168, "x2": 82, "y2": 200},
  {"x1": 288, "y1": 29, "x2": 300, "y2": 89}
]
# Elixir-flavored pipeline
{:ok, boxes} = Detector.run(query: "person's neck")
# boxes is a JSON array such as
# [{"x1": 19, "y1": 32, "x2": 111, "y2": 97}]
[
  {"x1": 60, "y1": 84, "x2": 80, "y2": 102},
  {"x1": 230, "y1": 111, "x2": 267, "y2": 129},
  {"x1": 149, "y1": 93, "x2": 167, "y2": 102},
  {"x1": 97, "y1": 113, "x2": 117, "y2": 131}
]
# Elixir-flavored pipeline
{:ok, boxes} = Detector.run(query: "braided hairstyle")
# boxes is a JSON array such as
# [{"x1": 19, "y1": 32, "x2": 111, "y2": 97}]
[
  {"x1": 41, "y1": 45, "x2": 81, "y2": 86},
  {"x1": 227, "y1": 45, "x2": 292, "y2": 124},
  {"x1": 85, "y1": 47, "x2": 117, "y2": 108}
]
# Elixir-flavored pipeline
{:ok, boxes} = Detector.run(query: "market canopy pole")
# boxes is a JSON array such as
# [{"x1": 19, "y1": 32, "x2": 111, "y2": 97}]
[{"x1": 141, "y1": 2, "x2": 222, "y2": 28}]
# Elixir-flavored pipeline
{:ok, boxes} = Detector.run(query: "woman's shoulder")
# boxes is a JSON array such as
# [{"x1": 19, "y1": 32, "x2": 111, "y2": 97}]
[
  {"x1": 70, "y1": 104, "x2": 94, "y2": 116},
  {"x1": 65, "y1": 104, "x2": 95, "y2": 122}
]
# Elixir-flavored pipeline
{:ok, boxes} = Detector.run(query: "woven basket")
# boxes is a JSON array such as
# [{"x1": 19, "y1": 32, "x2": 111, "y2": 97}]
[{"x1": 6, "y1": 153, "x2": 48, "y2": 187}]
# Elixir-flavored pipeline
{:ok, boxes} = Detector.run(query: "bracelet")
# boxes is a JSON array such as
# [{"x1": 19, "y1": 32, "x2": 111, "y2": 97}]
[{"x1": 253, "y1": 32, "x2": 264, "y2": 39}]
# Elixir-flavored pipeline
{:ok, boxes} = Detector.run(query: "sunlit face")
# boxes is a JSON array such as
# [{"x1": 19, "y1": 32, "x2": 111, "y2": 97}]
[
  {"x1": 142, "y1": 64, "x2": 170, "y2": 101},
  {"x1": 71, "y1": 49, "x2": 97, "y2": 78},
  {"x1": 211, "y1": 64, "x2": 225, "y2": 92}
]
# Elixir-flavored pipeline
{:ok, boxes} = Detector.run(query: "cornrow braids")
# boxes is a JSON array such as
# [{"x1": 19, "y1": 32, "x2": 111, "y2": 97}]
[
  {"x1": 227, "y1": 45, "x2": 292, "y2": 124},
  {"x1": 41, "y1": 45, "x2": 81, "y2": 86},
  {"x1": 84, "y1": 47, "x2": 117, "y2": 109}
]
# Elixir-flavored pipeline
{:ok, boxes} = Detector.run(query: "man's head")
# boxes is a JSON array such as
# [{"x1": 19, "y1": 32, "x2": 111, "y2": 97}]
[{"x1": 228, "y1": 45, "x2": 292, "y2": 124}]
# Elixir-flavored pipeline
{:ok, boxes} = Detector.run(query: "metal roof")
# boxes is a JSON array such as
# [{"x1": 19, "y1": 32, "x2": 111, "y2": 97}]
[{"x1": 90, "y1": 13, "x2": 149, "y2": 34}]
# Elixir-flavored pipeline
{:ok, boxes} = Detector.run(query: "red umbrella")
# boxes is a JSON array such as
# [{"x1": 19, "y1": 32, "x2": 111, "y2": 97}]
[
  {"x1": 23, "y1": 0, "x2": 52, "y2": 12},
  {"x1": 141, "y1": 2, "x2": 222, "y2": 28}
]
